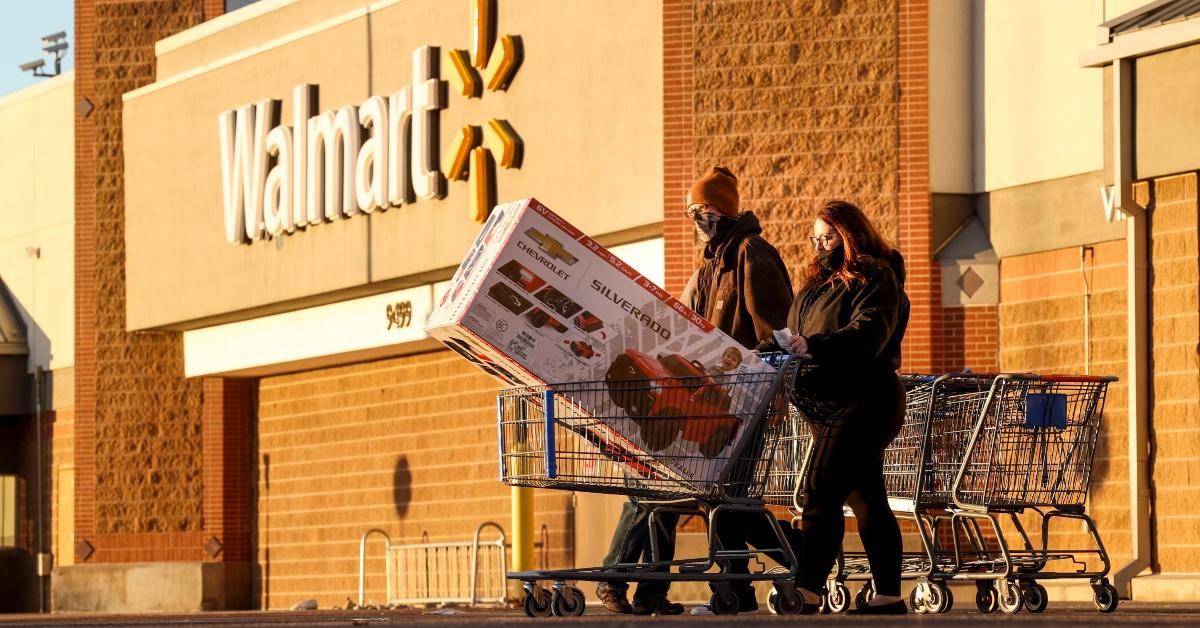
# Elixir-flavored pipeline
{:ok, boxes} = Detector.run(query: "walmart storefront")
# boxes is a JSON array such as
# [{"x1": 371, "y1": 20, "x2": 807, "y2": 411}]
[{"x1": 106, "y1": 0, "x2": 665, "y2": 609}]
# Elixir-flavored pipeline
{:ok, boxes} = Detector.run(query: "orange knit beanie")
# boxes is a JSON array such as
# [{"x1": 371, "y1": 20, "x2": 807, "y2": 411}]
[{"x1": 687, "y1": 166, "x2": 739, "y2": 217}]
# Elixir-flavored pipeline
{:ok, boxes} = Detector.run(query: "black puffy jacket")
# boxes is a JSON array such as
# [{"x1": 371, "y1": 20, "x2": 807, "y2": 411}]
[{"x1": 772, "y1": 250, "x2": 909, "y2": 403}]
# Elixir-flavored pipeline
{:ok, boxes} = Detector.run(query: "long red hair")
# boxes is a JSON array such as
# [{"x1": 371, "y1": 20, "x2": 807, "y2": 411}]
[{"x1": 803, "y1": 200, "x2": 894, "y2": 289}]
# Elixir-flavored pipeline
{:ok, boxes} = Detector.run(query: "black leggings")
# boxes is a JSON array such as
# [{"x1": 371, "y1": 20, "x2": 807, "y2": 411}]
[{"x1": 797, "y1": 375, "x2": 905, "y2": 596}]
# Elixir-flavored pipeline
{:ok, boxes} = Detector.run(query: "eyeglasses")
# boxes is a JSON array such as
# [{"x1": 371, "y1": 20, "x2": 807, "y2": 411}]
[
  {"x1": 809, "y1": 234, "x2": 838, "y2": 246},
  {"x1": 684, "y1": 204, "x2": 716, "y2": 220}
]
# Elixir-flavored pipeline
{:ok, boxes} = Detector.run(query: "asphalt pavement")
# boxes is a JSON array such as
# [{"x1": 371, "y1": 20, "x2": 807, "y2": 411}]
[{"x1": 3, "y1": 603, "x2": 1200, "y2": 627}]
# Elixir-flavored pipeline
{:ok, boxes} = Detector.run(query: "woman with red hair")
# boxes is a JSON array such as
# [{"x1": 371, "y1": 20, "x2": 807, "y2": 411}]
[{"x1": 778, "y1": 200, "x2": 910, "y2": 615}]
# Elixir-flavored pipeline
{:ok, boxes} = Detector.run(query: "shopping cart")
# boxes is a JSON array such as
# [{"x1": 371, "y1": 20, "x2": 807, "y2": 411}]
[
  {"x1": 889, "y1": 372, "x2": 1002, "y2": 614},
  {"x1": 498, "y1": 353, "x2": 808, "y2": 617},
  {"x1": 946, "y1": 373, "x2": 1119, "y2": 614},
  {"x1": 766, "y1": 372, "x2": 999, "y2": 614}
]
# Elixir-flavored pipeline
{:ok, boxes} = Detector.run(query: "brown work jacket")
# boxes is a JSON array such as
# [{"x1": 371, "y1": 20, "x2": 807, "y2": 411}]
[{"x1": 684, "y1": 212, "x2": 793, "y2": 350}]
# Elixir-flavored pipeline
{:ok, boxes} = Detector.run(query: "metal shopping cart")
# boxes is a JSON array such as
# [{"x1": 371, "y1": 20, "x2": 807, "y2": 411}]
[
  {"x1": 947, "y1": 373, "x2": 1119, "y2": 614},
  {"x1": 891, "y1": 372, "x2": 1002, "y2": 614},
  {"x1": 766, "y1": 372, "x2": 1000, "y2": 614},
  {"x1": 497, "y1": 353, "x2": 808, "y2": 617}
]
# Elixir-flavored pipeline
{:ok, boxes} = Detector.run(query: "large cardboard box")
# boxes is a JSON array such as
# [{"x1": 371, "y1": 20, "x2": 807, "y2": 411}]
[{"x1": 425, "y1": 198, "x2": 774, "y2": 485}]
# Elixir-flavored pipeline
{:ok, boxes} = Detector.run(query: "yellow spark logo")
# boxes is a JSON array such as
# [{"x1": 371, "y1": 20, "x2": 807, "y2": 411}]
[{"x1": 443, "y1": 0, "x2": 524, "y2": 223}]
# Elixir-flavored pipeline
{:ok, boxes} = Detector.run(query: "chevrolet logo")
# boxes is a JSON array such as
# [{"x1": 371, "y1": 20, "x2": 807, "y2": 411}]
[{"x1": 525, "y1": 228, "x2": 578, "y2": 264}]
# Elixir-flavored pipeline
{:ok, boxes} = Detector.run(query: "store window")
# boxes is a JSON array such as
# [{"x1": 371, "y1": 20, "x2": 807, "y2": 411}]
[
  {"x1": 0, "y1": 474, "x2": 16, "y2": 547},
  {"x1": 226, "y1": 0, "x2": 260, "y2": 12}
]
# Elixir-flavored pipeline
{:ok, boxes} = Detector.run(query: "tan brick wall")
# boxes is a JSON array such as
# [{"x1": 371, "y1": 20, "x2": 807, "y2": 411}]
[
  {"x1": 1147, "y1": 172, "x2": 1200, "y2": 572},
  {"x1": 999, "y1": 239, "x2": 1130, "y2": 565},
  {"x1": 90, "y1": 0, "x2": 206, "y2": 538},
  {"x1": 254, "y1": 351, "x2": 570, "y2": 609},
  {"x1": 673, "y1": 0, "x2": 901, "y2": 283},
  {"x1": 76, "y1": 0, "x2": 214, "y2": 562}
]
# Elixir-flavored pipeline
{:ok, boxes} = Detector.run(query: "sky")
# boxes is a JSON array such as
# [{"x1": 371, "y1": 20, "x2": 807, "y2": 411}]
[{"x1": 0, "y1": 0, "x2": 74, "y2": 98}]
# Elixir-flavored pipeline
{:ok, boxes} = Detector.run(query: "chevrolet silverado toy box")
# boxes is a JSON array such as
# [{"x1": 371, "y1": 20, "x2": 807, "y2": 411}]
[{"x1": 424, "y1": 198, "x2": 773, "y2": 484}]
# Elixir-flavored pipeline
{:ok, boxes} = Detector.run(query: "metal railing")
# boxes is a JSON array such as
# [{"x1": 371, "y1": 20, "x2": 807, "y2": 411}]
[{"x1": 358, "y1": 522, "x2": 508, "y2": 607}]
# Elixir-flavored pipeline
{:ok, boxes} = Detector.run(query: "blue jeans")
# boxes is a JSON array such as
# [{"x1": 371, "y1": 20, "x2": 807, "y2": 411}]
[{"x1": 598, "y1": 498, "x2": 680, "y2": 601}]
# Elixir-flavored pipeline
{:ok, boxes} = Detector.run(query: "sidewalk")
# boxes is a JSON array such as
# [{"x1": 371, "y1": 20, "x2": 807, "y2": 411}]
[{"x1": 3, "y1": 603, "x2": 1200, "y2": 627}]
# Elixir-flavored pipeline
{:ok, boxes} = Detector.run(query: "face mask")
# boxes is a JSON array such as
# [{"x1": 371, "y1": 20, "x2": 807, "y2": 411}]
[
  {"x1": 817, "y1": 246, "x2": 844, "y2": 271},
  {"x1": 693, "y1": 213, "x2": 733, "y2": 242}
]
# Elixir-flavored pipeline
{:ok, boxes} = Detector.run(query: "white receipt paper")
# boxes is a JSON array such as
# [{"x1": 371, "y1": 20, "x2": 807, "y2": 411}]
[{"x1": 773, "y1": 328, "x2": 794, "y2": 352}]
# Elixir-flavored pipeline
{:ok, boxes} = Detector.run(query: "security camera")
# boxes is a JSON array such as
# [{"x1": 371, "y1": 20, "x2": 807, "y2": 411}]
[
  {"x1": 41, "y1": 31, "x2": 67, "y2": 43},
  {"x1": 20, "y1": 59, "x2": 45, "y2": 72}
]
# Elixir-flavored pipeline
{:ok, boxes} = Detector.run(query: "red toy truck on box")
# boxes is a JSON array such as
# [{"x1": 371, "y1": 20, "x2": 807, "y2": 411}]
[{"x1": 604, "y1": 349, "x2": 737, "y2": 458}]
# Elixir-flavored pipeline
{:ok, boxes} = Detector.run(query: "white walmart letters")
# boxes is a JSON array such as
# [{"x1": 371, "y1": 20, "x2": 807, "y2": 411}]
[{"x1": 219, "y1": 46, "x2": 444, "y2": 245}]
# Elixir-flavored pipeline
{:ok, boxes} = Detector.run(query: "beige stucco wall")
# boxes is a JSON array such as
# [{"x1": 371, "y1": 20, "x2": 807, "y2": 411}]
[
  {"x1": 123, "y1": 0, "x2": 663, "y2": 331},
  {"x1": 0, "y1": 73, "x2": 75, "y2": 371},
  {"x1": 1136, "y1": 43, "x2": 1200, "y2": 180},
  {"x1": 974, "y1": 0, "x2": 1106, "y2": 191},
  {"x1": 929, "y1": 0, "x2": 973, "y2": 194},
  {"x1": 982, "y1": 171, "x2": 1125, "y2": 258}
]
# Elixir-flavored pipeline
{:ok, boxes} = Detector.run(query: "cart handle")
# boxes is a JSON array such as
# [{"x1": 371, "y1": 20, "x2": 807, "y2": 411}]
[{"x1": 544, "y1": 389, "x2": 557, "y2": 479}]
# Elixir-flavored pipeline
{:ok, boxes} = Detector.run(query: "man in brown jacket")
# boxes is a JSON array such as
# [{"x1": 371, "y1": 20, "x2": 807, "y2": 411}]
[
  {"x1": 596, "y1": 166, "x2": 793, "y2": 616},
  {"x1": 684, "y1": 166, "x2": 796, "y2": 614},
  {"x1": 682, "y1": 166, "x2": 793, "y2": 348}
]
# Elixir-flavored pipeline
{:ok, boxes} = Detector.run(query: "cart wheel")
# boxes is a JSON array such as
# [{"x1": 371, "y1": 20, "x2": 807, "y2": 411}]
[
  {"x1": 975, "y1": 585, "x2": 998, "y2": 613},
  {"x1": 927, "y1": 582, "x2": 953, "y2": 614},
  {"x1": 1023, "y1": 581, "x2": 1048, "y2": 613},
  {"x1": 909, "y1": 586, "x2": 926, "y2": 614},
  {"x1": 854, "y1": 582, "x2": 875, "y2": 609},
  {"x1": 523, "y1": 586, "x2": 553, "y2": 618},
  {"x1": 709, "y1": 589, "x2": 739, "y2": 615},
  {"x1": 767, "y1": 585, "x2": 804, "y2": 615},
  {"x1": 997, "y1": 580, "x2": 1023, "y2": 614},
  {"x1": 1093, "y1": 582, "x2": 1118, "y2": 613},
  {"x1": 551, "y1": 586, "x2": 585, "y2": 617},
  {"x1": 825, "y1": 582, "x2": 851, "y2": 613}
]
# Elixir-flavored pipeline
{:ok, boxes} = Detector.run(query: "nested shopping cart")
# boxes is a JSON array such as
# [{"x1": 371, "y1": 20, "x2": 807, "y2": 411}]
[
  {"x1": 765, "y1": 372, "x2": 985, "y2": 614},
  {"x1": 497, "y1": 354, "x2": 809, "y2": 617},
  {"x1": 946, "y1": 373, "x2": 1119, "y2": 614}
]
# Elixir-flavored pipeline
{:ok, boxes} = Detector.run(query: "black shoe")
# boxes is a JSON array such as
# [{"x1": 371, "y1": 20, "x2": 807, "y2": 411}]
[
  {"x1": 633, "y1": 596, "x2": 685, "y2": 615},
  {"x1": 596, "y1": 585, "x2": 633, "y2": 614},
  {"x1": 847, "y1": 600, "x2": 908, "y2": 615},
  {"x1": 736, "y1": 589, "x2": 759, "y2": 613}
]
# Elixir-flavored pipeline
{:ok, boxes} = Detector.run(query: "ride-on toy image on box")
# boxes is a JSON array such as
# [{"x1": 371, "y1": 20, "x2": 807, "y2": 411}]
[{"x1": 605, "y1": 349, "x2": 738, "y2": 458}]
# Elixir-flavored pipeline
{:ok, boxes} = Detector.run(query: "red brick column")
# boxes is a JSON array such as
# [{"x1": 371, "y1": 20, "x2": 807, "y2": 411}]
[
  {"x1": 203, "y1": 0, "x2": 224, "y2": 20},
  {"x1": 663, "y1": 0, "x2": 695, "y2": 296},
  {"x1": 897, "y1": 0, "x2": 939, "y2": 373},
  {"x1": 941, "y1": 305, "x2": 998, "y2": 372},
  {"x1": 73, "y1": 0, "x2": 98, "y2": 563},
  {"x1": 201, "y1": 378, "x2": 252, "y2": 565}
]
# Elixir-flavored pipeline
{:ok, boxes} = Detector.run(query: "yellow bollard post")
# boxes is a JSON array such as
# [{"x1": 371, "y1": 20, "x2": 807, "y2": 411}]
[{"x1": 511, "y1": 485, "x2": 535, "y2": 572}]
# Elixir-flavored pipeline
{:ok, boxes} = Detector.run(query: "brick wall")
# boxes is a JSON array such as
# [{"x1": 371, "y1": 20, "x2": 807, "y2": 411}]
[
  {"x1": 75, "y1": 0, "x2": 223, "y2": 563},
  {"x1": 897, "y1": 0, "x2": 938, "y2": 373},
  {"x1": 253, "y1": 351, "x2": 570, "y2": 609},
  {"x1": 663, "y1": 0, "x2": 695, "y2": 295},
  {"x1": 668, "y1": 0, "x2": 902, "y2": 296},
  {"x1": 998, "y1": 239, "x2": 1130, "y2": 566},
  {"x1": 73, "y1": 0, "x2": 97, "y2": 564},
  {"x1": 1147, "y1": 172, "x2": 1199, "y2": 572},
  {"x1": 50, "y1": 408, "x2": 74, "y2": 569},
  {"x1": 201, "y1": 378, "x2": 251, "y2": 565},
  {"x1": 940, "y1": 305, "x2": 998, "y2": 372}
]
